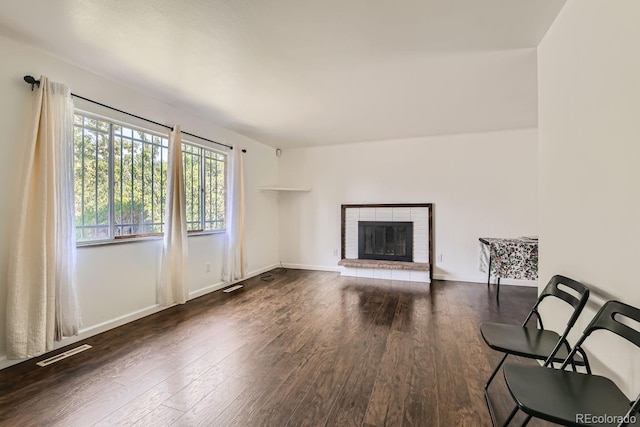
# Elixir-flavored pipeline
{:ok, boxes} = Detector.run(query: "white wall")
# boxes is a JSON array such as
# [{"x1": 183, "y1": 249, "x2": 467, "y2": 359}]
[
  {"x1": 0, "y1": 34, "x2": 279, "y2": 367},
  {"x1": 277, "y1": 129, "x2": 538, "y2": 284},
  {"x1": 538, "y1": 0, "x2": 640, "y2": 396}
]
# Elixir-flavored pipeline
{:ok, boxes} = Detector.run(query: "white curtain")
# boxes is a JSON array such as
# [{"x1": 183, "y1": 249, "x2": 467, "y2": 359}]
[
  {"x1": 221, "y1": 148, "x2": 246, "y2": 282},
  {"x1": 158, "y1": 126, "x2": 189, "y2": 305},
  {"x1": 6, "y1": 76, "x2": 80, "y2": 359}
]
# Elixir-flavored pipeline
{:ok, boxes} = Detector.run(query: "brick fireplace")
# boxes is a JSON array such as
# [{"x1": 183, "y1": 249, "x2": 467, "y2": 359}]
[{"x1": 339, "y1": 204, "x2": 433, "y2": 283}]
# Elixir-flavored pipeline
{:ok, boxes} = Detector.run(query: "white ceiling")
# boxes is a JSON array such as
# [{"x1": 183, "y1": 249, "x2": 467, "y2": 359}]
[{"x1": 0, "y1": 0, "x2": 565, "y2": 148}]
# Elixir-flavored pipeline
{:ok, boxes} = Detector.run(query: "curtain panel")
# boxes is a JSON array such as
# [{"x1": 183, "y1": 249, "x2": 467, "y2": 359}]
[
  {"x1": 6, "y1": 76, "x2": 80, "y2": 359},
  {"x1": 221, "y1": 148, "x2": 247, "y2": 283},
  {"x1": 158, "y1": 126, "x2": 189, "y2": 305}
]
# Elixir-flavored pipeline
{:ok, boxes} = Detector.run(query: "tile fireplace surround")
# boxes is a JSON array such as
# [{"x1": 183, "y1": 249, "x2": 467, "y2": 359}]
[{"x1": 339, "y1": 204, "x2": 433, "y2": 283}]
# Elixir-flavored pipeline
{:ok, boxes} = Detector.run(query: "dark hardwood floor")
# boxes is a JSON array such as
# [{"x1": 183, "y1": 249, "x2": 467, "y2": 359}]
[{"x1": 0, "y1": 269, "x2": 552, "y2": 426}]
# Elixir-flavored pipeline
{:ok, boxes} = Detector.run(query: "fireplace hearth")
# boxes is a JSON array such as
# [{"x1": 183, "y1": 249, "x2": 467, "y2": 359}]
[{"x1": 358, "y1": 221, "x2": 413, "y2": 262}]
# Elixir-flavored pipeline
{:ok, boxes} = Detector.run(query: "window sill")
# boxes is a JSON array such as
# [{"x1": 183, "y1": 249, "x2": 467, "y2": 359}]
[
  {"x1": 188, "y1": 230, "x2": 226, "y2": 237},
  {"x1": 76, "y1": 229, "x2": 225, "y2": 248}
]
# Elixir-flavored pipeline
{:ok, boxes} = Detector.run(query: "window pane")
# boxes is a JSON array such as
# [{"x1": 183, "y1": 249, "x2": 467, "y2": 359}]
[
  {"x1": 113, "y1": 125, "x2": 168, "y2": 236},
  {"x1": 182, "y1": 144, "x2": 202, "y2": 231},
  {"x1": 74, "y1": 114, "x2": 110, "y2": 241},
  {"x1": 203, "y1": 149, "x2": 225, "y2": 230}
]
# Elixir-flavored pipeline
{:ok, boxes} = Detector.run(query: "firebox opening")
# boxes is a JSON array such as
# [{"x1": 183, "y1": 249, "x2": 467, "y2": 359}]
[{"x1": 358, "y1": 221, "x2": 413, "y2": 262}]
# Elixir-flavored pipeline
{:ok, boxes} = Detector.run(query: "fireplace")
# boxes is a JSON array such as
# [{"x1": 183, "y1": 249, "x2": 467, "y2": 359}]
[
  {"x1": 339, "y1": 204, "x2": 433, "y2": 283},
  {"x1": 358, "y1": 221, "x2": 413, "y2": 262}
]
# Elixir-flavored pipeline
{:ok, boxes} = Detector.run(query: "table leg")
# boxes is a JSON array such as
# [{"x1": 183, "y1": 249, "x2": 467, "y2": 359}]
[
  {"x1": 488, "y1": 254, "x2": 501, "y2": 304},
  {"x1": 487, "y1": 255, "x2": 492, "y2": 289}
]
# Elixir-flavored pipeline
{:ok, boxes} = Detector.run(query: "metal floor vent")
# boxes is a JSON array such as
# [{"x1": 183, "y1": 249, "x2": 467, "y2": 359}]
[
  {"x1": 223, "y1": 285, "x2": 243, "y2": 293},
  {"x1": 36, "y1": 344, "x2": 92, "y2": 367}
]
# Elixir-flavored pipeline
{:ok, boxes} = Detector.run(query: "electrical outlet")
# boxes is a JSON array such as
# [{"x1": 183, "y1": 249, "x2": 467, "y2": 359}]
[{"x1": 206, "y1": 262, "x2": 211, "y2": 273}]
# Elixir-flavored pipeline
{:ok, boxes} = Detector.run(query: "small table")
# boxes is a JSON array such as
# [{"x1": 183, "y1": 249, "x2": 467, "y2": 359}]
[{"x1": 479, "y1": 237, "x2": 538, "y2": 302}]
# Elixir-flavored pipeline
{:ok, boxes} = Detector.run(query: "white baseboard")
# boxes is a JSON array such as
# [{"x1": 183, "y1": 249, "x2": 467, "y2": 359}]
[
  {"x1": 188, "y1": 263, "x2": 280, "y2": 299},
  {"x1": 246, "y1": 263, "x2": 282, "y2": 277},
  {"x1": 432, "y1": 273, "x2": 538, "y2": 288},
  {"x1": 280, "y1": 263, "x2": 341, "y2": 272},
  {"x1": 0, "y1": 262, "x2": 281, "y2": 371}
]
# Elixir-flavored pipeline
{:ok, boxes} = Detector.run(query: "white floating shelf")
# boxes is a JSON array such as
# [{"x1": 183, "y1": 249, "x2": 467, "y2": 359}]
[{"x1": 259, "y1": 186, "x2": 311, "y2": 192}]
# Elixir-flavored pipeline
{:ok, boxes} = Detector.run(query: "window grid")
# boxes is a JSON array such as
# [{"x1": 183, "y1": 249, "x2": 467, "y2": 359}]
[
  {"x1": 79, "y1": 117, "x2": 85, "y2": 240},
  {"x1": 108, "y1": 122, "x2": 115, "y2": 241},
  {"x1": 74, "y1": 112, "x2": 226, "y2": 242},
  {"x1": 74, "y1": 116, "x2": 111, "y2": 241},
  {"x1": 204, "y1": 150, "x2": 225, "y2": 230},
  {"x1": 182, "y1": 144, "x2": 202, "y2": 231},
  {"x1": 113, "y1": 126, "x2": 169, "y2": 236},
  {"x1": 93, "y1": 125, "x2": 98, "y2": 229}
]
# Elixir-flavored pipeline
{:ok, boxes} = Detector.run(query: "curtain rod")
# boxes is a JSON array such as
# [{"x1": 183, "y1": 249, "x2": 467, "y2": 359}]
[{"x1": 23, "y1": 75, "x2": 237, "y2": 151}]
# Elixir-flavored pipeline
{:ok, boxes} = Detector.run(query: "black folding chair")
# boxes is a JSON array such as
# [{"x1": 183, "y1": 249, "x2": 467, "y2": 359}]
[
  {"x1": 481, "y1": 275, "x2": 590, "y2": 425},
  {"x1": 503, "y1": 300, "x2": 640, "y2": 426}
]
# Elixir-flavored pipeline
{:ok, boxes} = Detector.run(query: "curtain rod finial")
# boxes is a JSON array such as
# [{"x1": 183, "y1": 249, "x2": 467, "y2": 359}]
[
  {"x1": 241, "y1": 149, "x2": 247, "y2": 153},
  {"x1": 23, "y1": 75, "x2": 40, "y2": 91}
]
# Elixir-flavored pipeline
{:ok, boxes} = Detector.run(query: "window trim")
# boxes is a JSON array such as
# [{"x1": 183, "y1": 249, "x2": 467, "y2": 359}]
[{"x1": 74, "y1": 109, "x2": 227, "y2": 246}]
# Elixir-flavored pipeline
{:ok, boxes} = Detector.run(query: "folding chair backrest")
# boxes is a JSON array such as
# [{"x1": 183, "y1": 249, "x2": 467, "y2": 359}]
[
  {"x1": 561, "y1": 300, "x2": 640, "y2": 371},
  {"x1": 584, "y1": 300, "x2": 640, "y2": 347},
  {"x1": 531, "y1": 275, "x2": 590, "y2": 330}
]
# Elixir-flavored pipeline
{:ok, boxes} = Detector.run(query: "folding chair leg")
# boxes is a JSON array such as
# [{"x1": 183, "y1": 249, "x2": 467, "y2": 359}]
[
  {"x1": 577, "y1": 347, "x2": 592, "y2": 374},
  {"x1": 502, "y1": 406, "x2": 519, "y2": 426},
  {"x1": 521, "y1": 414, "x2": 532, "y2": 426},
  {"x1": 485, "y1": 353, "x2": 509, "y2": 390},
  {"x1": 485, "y1": 388, "x2": 499, "y2": 427},
  {"x1": 559, "y1": 340, "x2": 578, "y2": 372},
  {"x1": 485, "y1": 353, "x2": 509, "y2": 426}
]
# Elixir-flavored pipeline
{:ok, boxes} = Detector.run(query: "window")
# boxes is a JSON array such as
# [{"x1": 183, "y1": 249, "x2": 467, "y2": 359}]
[
  {"x1": 74, "y1": 112, "x2": 226, "y2": 242},
  {"x1": 182, "y1": 144, "x2": 226, "y2": 232}
]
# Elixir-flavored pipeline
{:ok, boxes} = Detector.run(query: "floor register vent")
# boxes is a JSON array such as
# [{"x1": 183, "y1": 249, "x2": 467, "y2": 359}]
[
  {"x1": 36, "y1": 344, "x2": 93, "y2": 367},
  {"x1": 223, "y1": 285, "x2": 243, "y2": 293}
]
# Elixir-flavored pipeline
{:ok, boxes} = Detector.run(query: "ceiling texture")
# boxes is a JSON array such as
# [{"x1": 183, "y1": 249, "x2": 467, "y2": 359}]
[{"x1": 0, "y1": 0, "x2": 565, "y2": 148}]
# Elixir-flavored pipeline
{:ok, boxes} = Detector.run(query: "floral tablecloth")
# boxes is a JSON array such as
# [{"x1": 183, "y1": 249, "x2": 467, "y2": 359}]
[{"x1": 479, "y1": 237, "x2": 538, "y2": 280}]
